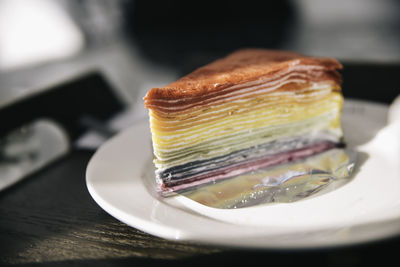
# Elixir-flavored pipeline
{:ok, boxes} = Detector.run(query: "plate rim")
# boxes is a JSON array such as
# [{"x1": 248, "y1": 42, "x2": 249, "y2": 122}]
[{"x1": 86, "y1": 99, "x2": 400, "y2": 249}]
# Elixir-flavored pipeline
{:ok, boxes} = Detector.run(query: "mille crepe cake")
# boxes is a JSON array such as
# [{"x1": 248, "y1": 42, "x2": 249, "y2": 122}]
[{"x1": 144, "y1": 49, "x2": 344, "y2": 196}]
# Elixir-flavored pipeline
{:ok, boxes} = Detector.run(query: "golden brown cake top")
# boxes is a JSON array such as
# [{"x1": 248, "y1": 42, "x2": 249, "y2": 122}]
[{"x1": 144, "y1": 49, "x2": 342, "y2": 102}]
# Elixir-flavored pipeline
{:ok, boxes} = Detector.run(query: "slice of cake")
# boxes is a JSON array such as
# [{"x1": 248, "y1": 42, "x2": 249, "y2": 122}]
[{"x1": 144, "y1": 49, "x2": 344, "y2": 196}]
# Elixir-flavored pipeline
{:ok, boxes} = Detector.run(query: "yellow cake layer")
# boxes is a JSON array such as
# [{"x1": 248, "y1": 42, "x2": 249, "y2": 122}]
[
  {"x1": 150, "y1": 92, "x2": 343, "y2": 150},
  {"x1": 154, "y1": 112, "x2": 342, "y2": 169},
  {"x1": 150, "y1": 91, "x2": 335, "y2": 131},
  {"x1": 150, "y1": 83, "x2": 339, "y2": 125}
]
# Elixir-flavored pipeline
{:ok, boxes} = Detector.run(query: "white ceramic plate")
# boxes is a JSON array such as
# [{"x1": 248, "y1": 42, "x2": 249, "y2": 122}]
[{"x1": 86, "y1": 99, "x2": 400, "y2": 249}]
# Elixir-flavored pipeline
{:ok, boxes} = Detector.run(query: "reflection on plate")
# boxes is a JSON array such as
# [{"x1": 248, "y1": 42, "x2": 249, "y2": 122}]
[{"x1": 86, "y1": 99, "x2": 400, "y2": 249}]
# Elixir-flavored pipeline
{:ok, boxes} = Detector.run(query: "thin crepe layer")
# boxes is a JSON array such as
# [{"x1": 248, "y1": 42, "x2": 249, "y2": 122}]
[
  {"x1": 160, "y1": 142, "x2": 336, "y2": 194},
  {"x1": 145, "y1": 74, "x2": 340, "y2": 112},
  {"x1": 144, "y1": 49, "x2": 342, "y2": 103},
  {"x1": 158, "y1": 134, "x2": 339, "y2": 182},
  {"x1": 154, "y1": 110, "x2": 342, "y2": 169},
  {"x1": 144, "y1": 49, "x2": 344, "y2": 195},
  {"x1": 150, "y1": 82, "x2": 339, "y2": 129},
  {"x1": 151, "y1": 93, "x2": 342, "y2": 151}
]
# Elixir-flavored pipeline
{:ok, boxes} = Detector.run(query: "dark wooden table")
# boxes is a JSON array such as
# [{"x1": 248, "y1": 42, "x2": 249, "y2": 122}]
[{"x1": 0, "y1": 63, "x2": 399, "y2": 266}]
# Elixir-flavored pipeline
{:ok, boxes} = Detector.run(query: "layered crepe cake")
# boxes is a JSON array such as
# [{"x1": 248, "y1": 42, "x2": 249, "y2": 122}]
[{"x1": 144, "y1": 49, "x2": 344, "y2": 196}]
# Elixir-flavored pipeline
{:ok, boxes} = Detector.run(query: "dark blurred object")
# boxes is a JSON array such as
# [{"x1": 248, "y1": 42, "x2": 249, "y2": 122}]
[
  {"x1": 0, "y1": 72, "x2": 125, "y2": 140},
  {"x1": 0, "y1": 71, "x2": 125, "y2": 191},
  {"x1": 124, "y1": 0, "x2": 296, "y2": 75},
  {"x1": 341, "y1": 63, "x2": 400, "y2": 104}
]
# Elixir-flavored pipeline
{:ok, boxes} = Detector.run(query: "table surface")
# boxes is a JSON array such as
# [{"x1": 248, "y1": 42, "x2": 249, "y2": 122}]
[{"x1": 0, "y1": 63, "x2": 399, "y2": 266}]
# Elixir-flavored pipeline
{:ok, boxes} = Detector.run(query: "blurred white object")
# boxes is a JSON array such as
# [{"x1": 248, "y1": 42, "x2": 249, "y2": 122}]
[
  {"x1": 0, "y1": 119, "x2": 70, "y2": 191},
  {"x1": 0, "y1": 0, "x2": 84, "y2": 71},
  {"x1": 388, "y1": 95, "x2": 400, "y2": 126}
]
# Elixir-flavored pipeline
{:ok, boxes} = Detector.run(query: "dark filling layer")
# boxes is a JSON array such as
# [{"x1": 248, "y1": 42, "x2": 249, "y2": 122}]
[
  {"x1": 159, "y1": 142, "x2": 338, "y2": 193},
  {"x1": 158, "y1": 136, "x2": 335, "y2": 182}
]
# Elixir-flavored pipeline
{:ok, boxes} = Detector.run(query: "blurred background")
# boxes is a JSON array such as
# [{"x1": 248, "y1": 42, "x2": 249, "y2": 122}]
[
  {"x1": 1, "y1": 0, "x2": 399, "y2": 109},
  {"x1": 0, "y1": 0, "x2": 399, "y2": 186}
]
